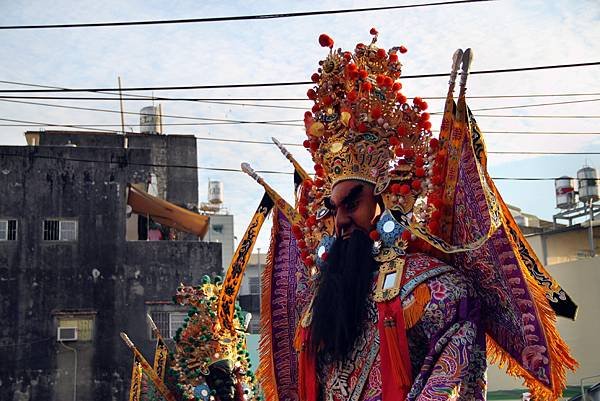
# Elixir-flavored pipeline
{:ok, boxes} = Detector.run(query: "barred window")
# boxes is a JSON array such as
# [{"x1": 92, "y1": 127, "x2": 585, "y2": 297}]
[
  {"x1": 249, "y1": 276, "x2": 260, "y2": 294},
  {"x1": 43, "y1": 219, "x2": 78, "y2": 241},
  {"x1": 169, "y1": 312, "x2": 187, "y2": 338},
  {"x1": 0, "y1": 220, "x2": 17, "y2": 241}
]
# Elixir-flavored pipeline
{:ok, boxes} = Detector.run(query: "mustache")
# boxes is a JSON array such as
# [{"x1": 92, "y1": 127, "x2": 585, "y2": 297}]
[{"x1": 310, "y1": 230, "x2": 377, "y2": 361}]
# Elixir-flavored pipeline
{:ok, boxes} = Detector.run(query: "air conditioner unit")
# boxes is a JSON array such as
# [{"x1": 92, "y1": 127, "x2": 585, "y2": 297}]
[{"x1": 57, "y1": 327, "x2": 78, "y2": 341}]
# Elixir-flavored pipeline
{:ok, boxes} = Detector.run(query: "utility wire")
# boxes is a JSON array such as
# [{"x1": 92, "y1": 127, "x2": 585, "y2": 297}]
[
  {"x1": 0, "y1": 100, "x2": 303, "y2": 126},
  {"x1": 0, "y1": 152, "x2": 581, "y2": 180},
  {"x1": 2, "y1": 121, "x2": 598, "y2": 135},
  {"x1": 0, "y1": 0, "x2": 493, "y2": 30},
  {"x1": 0, "y1": 62, "x2": 599, "y2": 93},
  {"x1": 2, "y1": 124, "x2": 598, "y2": 155},
  {"x1": 3, "y1": 98, "x2": 600, "y2": 127}
]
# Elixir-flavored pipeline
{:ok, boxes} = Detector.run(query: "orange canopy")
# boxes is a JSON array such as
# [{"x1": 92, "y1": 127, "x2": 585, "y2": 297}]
[{"x1": 127, "y1": 185, "x2": 209, "y2": 239}]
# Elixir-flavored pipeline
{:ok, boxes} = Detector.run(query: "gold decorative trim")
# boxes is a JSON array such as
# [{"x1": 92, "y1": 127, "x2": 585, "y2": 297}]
[{"x1": 374, "y1": 256, "x2": 405, "y2": 302}]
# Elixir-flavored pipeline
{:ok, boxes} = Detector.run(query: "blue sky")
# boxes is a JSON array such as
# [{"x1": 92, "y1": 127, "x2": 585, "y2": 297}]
[{"x1": 1, "y1": 0, "x2": 599, "y2": 249}]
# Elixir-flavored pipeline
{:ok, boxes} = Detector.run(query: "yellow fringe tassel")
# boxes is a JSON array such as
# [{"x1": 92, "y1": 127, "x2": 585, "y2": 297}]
[
  {"x1": 256, "y1": 210, "x2": 279, "y2": 401},
  {"x1": 403, "y1": 284, "x2": 431, "y2": 330}
]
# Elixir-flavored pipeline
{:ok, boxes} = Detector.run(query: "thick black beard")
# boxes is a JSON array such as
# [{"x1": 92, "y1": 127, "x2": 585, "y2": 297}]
[{"x1": 310, "y1": 230, "x2": 377, "y2": 362}]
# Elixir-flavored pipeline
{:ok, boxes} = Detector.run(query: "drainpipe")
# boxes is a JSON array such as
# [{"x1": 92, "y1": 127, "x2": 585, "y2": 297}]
[{"x1": 60, "y1": 341, "x2": 77, "y2": 401}]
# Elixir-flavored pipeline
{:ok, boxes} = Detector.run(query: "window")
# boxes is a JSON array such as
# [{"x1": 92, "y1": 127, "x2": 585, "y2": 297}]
[
  {"x1": 212, "y1": 224, "x2": 224, "y2": 234},
  {"x1": 249, "y1": 276, "x2": 260, "y2": 294},
  {"x1": 169, "y1": 312, "x2": 187, "y2": 338},
  {"x1": 149, "y1": 311, "x2": 187, "y2": 339},
  {"x1": 43, "y1": 219, "x2": 77, "y2": 241},
  {"x1": 0, "y1": 220, "x2": 17, "y2": 241}
]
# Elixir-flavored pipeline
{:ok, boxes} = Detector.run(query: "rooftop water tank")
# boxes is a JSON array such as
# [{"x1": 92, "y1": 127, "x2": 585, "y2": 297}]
[
  {"x1": 208, "y1": 180, "x2": 224, "y2": 205},
  {"x1": 140, "y1": 106, "x2": 160, "y2": 134},
  {"x1": 577, "y1": 166, "x2": 599, "y2": 204},
  {"x1": 554, "y1": 176, "x2": 577, "y2": 209}
]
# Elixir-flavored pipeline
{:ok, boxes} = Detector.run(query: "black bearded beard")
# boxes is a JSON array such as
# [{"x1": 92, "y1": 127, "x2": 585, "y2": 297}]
[{"x1": 310, "y1": 230, "x2": 378, "y2": 362}]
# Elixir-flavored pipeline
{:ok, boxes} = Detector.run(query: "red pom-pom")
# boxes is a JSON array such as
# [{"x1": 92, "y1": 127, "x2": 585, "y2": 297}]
[
  {"x1": 399, "y1": 45, "x2": 408, "y2": 54},
  {"x1": 415, "y1": 156, "x2": 424, "y2": 168},
  {"x1": 394, "y1": 147, "x2": 404, "y2": 157},
  {"x1": 369, "y1": 230, "x2": 380, "y2": 241},
  {"x1": 306, "y1": 215, "x2": 317, "y2": 228},
  {"x1": 392, "y1": 82, "x2": 402, "y2": 92},
  {"x1": 383, "y1": 76, "x2": 394, "y2": 88},
  {"x1": 389, "y1": 53, "x2": 398, "y2": 62},
  {"x1": 362, "y1": 81, "x2": 372, "y2": 92},
  {"x1": 322, "y1": 95, "x2": 333, "y2": 106},
  {"x1": 396, "y1": 93, "x2": 407, "y2": 103},
  {"x1": 358, "y1": 122, "x2": 368, "y2": 133},
  {"x1": 377, "y1": 48, "x2": 387, "y2": 59},
  {"x1": 298, "y1": 239, "x2": 306, "y2": 249},
  {"x1": 397, "y1": 126, "x2": 407, "y2": 136},
  {"x1": 420, "y1": 101, "x2": 428, "y2": 111},
  {"x1": 371, "y1": 107, "x2": 382, "y2": 119},
  {"x1": 347, "y1": 63, "x2": 358, "y2": 72},
  {"x1": 311, "y1": 73, "x2": 320, "y2": 83},
  {"x1": 314, "y1": 178, "x2": 324, "y2": 188},
  {"x1": 401, "y1": 230, "x2": 412, "y2": 241},
  {"x1": 303, "y1": 139, "x2": 310, "y2": 148},
  {"x1": 404, "y1": 149, "x2": 415, "y2": 159},
  {"x1": 310, "y1": 141, "x2": 319, "y2": 152},
  {"x1": 319, "y1": 34, "x2": 334, "y2": 48},
  {"x1": 307, "y1": 89, "x2": 317, "y2": 100},
  {"x1": 359, "y1": 69, "x2": 369, "y2": 79},
  {"x1": 303, "y1": 178, "x2": 313, "y2": 188},
  {"x1": 376, "y1": 74, "x2": 385, "y2": 86},
  {"x1": 389, "y1": 136, "x2": 400, "y2": 146},
  {"x1": 422, "y1": 121, "x2": 432, "y2": 131},
  {"x1": 415, "y1": 167, "x2": 426, "y2": 177},
  {"x1": 347, "y1": 90, "x2": 358, "y2": 102},
  {"x1": 311, "y1": 104, "x2": 320, "y2": 113},
  {"x1": 429, "y1": 138, "x2": 439, "y2": 149},
  {"x1": 292, "y1": 225, "x2": 303, "y2": 239},
  {"x1": 391, "y1": 183, "x2": 401, "y2": 194},
  {"x1": 412, "y1": 179, "x2": 422, "y2": 190},
  {"x1": 431, "y1": 175, "x2": 443, "y2": 185},
  {"x1": 343, "y1": 51, "x2": 352, "y2": 61},
  {"x1": 400, "y1": 184, "x2": 411, "y2": 195},
  {"x1": 370, "y1": 27, "x2": 379, "y2": 35},
  {"x1": 413, "y1": 97, "x2": 423, "y2": 106},
  {"x1": 304, "y1": 256, "x2": 314, "y2": 266},
  {"x1": 304, "y1": 111, "x2": 312, "y2": 119},
  {"x1": 420, "y1": 112, "x2": 430, "y2": 122}
]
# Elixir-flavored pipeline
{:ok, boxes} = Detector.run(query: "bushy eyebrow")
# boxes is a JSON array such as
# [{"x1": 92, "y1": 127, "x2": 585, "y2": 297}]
[{"x1": 328, "y1": 184, "x2": 364, "y2": 209}]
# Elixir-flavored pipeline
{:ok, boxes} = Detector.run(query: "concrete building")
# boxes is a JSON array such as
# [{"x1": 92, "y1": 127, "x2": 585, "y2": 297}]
[
  {"x1": 0, "y1": 130, "x2": 222, "y2": 401},
  {"x1": 238, "y1": 252, "x2": 265, "y2": 334}
]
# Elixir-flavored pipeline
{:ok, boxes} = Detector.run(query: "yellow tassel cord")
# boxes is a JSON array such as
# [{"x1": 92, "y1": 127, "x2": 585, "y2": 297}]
[
  {"x1": 256, "y1": 210, "x2": 280, "y2": 401},
  {"x1": 383, "y1": 317, "x2": 412, "y2": 389},
  {"x1": 485, "y1": 208, "x2": 577, "y2": 400},
  {"x1": 403, "y1": 284, "x2": 431, "y2": 330}
]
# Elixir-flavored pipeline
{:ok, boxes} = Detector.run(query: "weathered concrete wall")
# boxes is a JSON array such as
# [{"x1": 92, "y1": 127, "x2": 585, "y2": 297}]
[{"x1": 0, "y1": 144, "x2": 220, "y2": 401}]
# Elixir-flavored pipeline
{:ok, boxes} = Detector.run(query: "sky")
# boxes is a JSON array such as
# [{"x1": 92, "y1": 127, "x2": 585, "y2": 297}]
[{"x1": 1, "y1": 0, "x2": 599, "y2": 250}]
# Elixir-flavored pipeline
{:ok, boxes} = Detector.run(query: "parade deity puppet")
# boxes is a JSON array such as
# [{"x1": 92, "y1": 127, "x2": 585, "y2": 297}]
[{"x1": 255, "y1": 30, "x2": 578, "y2": 401}]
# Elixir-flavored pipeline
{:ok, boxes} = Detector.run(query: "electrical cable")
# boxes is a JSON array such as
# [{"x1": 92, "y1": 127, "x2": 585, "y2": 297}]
[
  {"x1": 0, "y1": 63, "x2": 598, "y2": 93},
  {"x1": 0, "y1": 1, "x2": 494, "y2": 30},
  {"x1": 0, "y1": 153, "x2": 597, "y2": 178}
]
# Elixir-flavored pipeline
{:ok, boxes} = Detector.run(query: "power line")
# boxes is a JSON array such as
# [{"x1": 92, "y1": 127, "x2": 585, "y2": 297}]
[
  {"x1": 0, "y1": 62, "x2": 599, "y2": 93},
  {"x1": 1, "y1": 126, "x2": 598, "y2": 155},
  {"x1": 3, "y1": 97, "x2": 600, "y2": 127},
  {"x1": 0, "y1": 1, "x2": 493, "y2": 30},
  {"x1": 2, "y1": 121, "x2": 598, "y2": 135},
  {"x1": 0, "y1": 99, "x2": 304, "y2": 126},
  {"x1": 0, "y1": 152, "x2": 582, "y2": 180},
  {"x1": 2, "y1": 80, "x2": 600, "y2": 104}
]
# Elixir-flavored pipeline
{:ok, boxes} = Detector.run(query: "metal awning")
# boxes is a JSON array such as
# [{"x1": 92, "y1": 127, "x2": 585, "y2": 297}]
[{"x1": 127, "y1": 184, "x2": 209, "y2": 239}]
